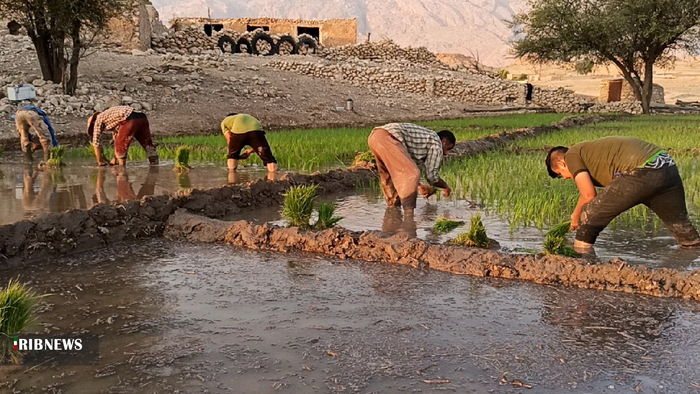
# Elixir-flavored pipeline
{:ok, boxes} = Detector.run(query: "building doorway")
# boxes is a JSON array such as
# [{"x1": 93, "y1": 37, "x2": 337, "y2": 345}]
[
  {"x1": 297, "y1": 26, "x2": 320, "y2": 42},
  {"x1": 203, "y1": 24, "x2": 223, "y2": 37}
]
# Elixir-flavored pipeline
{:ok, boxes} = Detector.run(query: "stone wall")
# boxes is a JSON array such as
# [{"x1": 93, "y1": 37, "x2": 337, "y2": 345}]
[
  {"x1": 171, "y1": 17, "x2": 357, "y2": 47},
  {"x1": 598, "y1": 78, "x2": 665, "y2": 105},
  {"x1": 268, "y1": 59, "x2": 595, "y2": 113},
  {"x1": 104, "y1": 0, "x2": 165, "y2": 51}
]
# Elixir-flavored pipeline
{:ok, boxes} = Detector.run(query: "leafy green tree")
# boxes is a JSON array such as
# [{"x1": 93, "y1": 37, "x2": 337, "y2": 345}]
[
  {"x1": 0, "y1": 0, "x2": 123, "y2": 95},
  {"x1": 511, "y1": 0, "x2": 700, "y2": 113}
]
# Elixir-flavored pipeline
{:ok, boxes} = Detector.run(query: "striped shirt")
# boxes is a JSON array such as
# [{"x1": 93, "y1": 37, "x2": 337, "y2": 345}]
[
  {"x1": 375, "y1": 123, "x2": 443, "y2": 185},
  {"x1": 92, "y1": 106, "x2": 134, "y2": 147}
]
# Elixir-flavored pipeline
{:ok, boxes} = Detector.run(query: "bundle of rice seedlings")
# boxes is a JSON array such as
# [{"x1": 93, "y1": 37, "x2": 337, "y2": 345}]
[
  {"x1": 352, "y1": 150, "x2": 375, "y2": 166},
  {"x1": 45, "y1": 146, "x2": 65, "y2": 167},
  {"x1": 173, "y1": 146, "x2": 191, "y2": 173},
  {"x1": 314, "y1": 202, "x2": 343, "y2": 229},
  {"x1": 542, "y1": 221, "x2": 578, "y2": 257},
  {"x1": 281, "y1": 185, "x2": 318, "y2": 228},
  {"x1": 449, "y1": 213, "x2": 490, "y2": 248},
  {"x1": 433, "y1": 216, "x2": 464, "y2": 233},
  {"x1": 0, "y1": 279, "x2": 40, "y2": 364}
]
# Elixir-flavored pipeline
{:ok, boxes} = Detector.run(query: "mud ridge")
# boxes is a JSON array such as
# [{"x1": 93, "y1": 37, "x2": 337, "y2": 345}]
[
  {"x1": 164, "y1": 210, "x2": 700, "y2": 302},
  {"x1": 0, "y1": 168, "x2": 375, "y2": 267},
  {"x1": 449, "y1": 114, "x2": 615, "y2": 157}
]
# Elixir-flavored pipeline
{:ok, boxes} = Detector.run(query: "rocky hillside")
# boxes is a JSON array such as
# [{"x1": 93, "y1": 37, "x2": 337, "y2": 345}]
[{"x1": 151, "y1": 0, "x2": 526, "y2": 66}]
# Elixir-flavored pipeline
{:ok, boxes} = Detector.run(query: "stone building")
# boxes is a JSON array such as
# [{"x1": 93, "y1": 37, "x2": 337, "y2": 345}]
[
  {"x1": 598, "y1": 78, "x2": 665, "y2": 105},
  {"x1": 171, "y1": 17, "x2": 357, "y2": 47},
  {"x1": 105, "y1": 0, "x2": 167, "y2": 51}
]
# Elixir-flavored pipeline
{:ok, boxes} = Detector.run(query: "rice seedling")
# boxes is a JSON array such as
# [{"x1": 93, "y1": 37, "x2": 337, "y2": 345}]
[
  {"x1": 173, "y1": 146, "x2": 192, "y2": 173},
  {"x1": 449, "y1": 213, "x2": 491, "y2": 248},
  {"x1": 542, "y1": 221, "x2": 578, "y2": 257},
  {"x1": 61, "y1": 113, "x2": 570, "y2": 172},
  {"x1": 45, "y1": 146, "x2": 65, "y2": 167},
  {"x1": 433, "y1": 216, "x2": 465, "y2": 233},
  {"x1": 314, "y1": 202, "x2": 343, "y2": 229},
  {"x1": 281, "y1": 185, "x2": 318, "y2": 228},
  {"x1": 0, "y1": 278, "x2": 41, "y2": 364},
  {"x1": 352, "y1": 150, "x2": 375, "y2": 166}
]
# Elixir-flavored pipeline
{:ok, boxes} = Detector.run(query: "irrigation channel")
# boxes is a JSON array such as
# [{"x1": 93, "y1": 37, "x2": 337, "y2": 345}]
[{"x1": 2, "y1": 114, "x2": 700, "y2": 392}]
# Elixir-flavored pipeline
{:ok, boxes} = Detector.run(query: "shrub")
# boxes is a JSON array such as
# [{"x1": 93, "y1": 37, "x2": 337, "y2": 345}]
[{"x1": 575, "y1": 59, "x2": 595, "y2": 75}]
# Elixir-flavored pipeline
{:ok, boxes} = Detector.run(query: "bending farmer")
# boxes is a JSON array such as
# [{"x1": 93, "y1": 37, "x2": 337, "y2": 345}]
[
  {"x1": 87, "y1": 106, "x2": 159, "y2": 167},
  {"x1": 13, "y1": 106, "x2": 58, "y2": 162},
  {"x1": 546, "y1": 136, "x2": 700, "y2": 251},
  {"x1": 368, "y1": 123, "x2": 455, "y2": 213},
  {"x1": 222, "y1": 113, "x2": 278, "y2": 173}
]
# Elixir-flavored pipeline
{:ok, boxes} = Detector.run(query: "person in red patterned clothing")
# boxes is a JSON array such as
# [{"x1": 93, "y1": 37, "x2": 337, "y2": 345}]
[{"x1": 86, "y1": 106, "x2": 159, "y2": 167}]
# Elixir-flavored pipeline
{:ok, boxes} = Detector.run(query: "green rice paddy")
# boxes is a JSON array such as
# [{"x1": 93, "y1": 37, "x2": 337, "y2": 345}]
[{"x1": 62, "y1": 113, "x2": 570, "y2": 171}]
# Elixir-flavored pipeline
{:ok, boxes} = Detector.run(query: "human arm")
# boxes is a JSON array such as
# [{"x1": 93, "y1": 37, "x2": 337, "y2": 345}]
[
  {"x1": 422, "y1": 144, "x2": 450, "y2": 197},
  {"x1": 571, "y1": 171, "x2": 597, "y2": 230}
]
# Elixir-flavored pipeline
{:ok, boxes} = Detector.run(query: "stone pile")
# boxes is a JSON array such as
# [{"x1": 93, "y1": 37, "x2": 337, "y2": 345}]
[
  {"x1": 268, "y1": 59, "x2": 595, "y2": 113},
  {"x1": 151, "y1": 27, "x2": 240, "y2": 55},
  {"x1": 318, "y1": 39, "x2": 443, "y2": 68}
]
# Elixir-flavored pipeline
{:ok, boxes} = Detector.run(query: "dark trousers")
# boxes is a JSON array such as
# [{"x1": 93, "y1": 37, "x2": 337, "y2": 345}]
[
  {"x1": 227, "y1": 130, "x2": 277, "y2": 164},
  {"x1": 577, "y1": 165, "x2": 700, "y2": 246}
]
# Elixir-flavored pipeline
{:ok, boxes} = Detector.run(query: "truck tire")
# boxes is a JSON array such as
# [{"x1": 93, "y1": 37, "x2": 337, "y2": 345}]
[
  {"x1": 235, "y1": 37, "x2": 253, "y2": 54},
  {"x1": 217, "y1": 35, "x2": 235, "y2": 53},
  {"x1": 297, "y1": 36, "x2": 318, "y2": 55},
  {"x1": 251, "y1": 33, "x2": 276, "y2": 56},
  {"x1": 274, "y1": 36, "x2": 298, "y2": 55}
]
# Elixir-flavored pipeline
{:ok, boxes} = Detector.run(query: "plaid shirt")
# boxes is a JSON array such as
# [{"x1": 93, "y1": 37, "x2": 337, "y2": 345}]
[
  {"x1": 376, "y1": 123, "x2": 443, "y2": 185},
  {"x1": 92, "y1": 106, "x2": 134, "y2": 147}
]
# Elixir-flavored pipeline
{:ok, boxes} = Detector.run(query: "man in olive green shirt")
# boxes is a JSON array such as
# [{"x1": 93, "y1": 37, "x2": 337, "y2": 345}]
[
  {"x1": 222, "y1": 113, "x2": 278, "y2": 173},
  {"x1": 546, "y1": 136, "x2": 700, "y2": 251}
]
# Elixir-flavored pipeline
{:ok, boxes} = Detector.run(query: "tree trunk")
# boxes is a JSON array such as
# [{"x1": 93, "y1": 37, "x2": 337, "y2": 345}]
[
  {"x1": 65, "y1": 20, "x2": 82, "y2": 96},
  {"x1": 641, "y1": 60, "x2": 655, "y2": 115},
  {"x1": 28, "y1": 30, "x2": 65, "y2": 84}
]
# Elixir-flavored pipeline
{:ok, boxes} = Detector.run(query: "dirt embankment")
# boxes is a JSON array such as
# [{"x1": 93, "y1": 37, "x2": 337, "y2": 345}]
[{"x1": 164, "y1": 209, "x2": 700, "y2": 302}]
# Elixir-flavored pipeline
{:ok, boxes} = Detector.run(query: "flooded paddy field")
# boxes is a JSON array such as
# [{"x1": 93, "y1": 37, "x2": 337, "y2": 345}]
[{"x1": 1, "y1": 240, "x2": 699, "y2": 393}]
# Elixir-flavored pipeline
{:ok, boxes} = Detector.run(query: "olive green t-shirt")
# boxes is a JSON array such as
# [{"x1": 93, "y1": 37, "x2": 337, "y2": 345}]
[
  {"x1": 565, "y1": 136, "x2": 662, "y2": 187},
  {"x1": 221, "y1": 114, "x2": 263, "y2": 135}
]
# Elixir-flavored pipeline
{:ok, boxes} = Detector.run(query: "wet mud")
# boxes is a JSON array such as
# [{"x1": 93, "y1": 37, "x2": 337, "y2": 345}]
[
  {"x1": 2, "y1": 240, "x2": 699, "y2": 393},
  {"x1": 0, "y1": 167, "x2": 376, "y2": 266},
  {"x1": 164, "y1": 210, "x2": 700, "y2": 302}
]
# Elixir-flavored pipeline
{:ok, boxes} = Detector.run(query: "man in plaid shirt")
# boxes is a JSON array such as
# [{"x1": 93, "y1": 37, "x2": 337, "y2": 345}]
[
  {"x1": 368, "y1": 123, "x2": 455, "y2": 213},
  {"x1": 87, "y1": 106, "x2": 159, "y2": 167}
]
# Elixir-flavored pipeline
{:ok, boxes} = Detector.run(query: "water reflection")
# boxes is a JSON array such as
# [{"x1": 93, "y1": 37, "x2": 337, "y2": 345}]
[{"x1": 381, "y1": 207, "x2": 417, "y2": 238}]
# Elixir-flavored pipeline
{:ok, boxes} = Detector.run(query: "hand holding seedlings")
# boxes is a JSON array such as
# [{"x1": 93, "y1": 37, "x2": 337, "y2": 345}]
[
  {"x1": 419, "y1": 185, "x2": 435, "y2": 198},
  {"x1": 239, "y1": 148, "x2": 255, "y2": 160}
]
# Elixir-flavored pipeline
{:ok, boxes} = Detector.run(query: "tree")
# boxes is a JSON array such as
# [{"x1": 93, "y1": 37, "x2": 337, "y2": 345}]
[
  {"x1": 510, "y1": 0, "x2": 700, "y2": 114},
  {"x1": 0, "y1": 0, "x2": 123, "y2": 95}
]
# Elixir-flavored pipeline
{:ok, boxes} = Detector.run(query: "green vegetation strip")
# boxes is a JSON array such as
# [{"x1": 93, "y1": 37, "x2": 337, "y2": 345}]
[
  {"x1": 62, "y1": 113, "x2": 570, "y2": 172},
  {"x1": 443, "y1": 115, "x2": 700, "y2": 230}
]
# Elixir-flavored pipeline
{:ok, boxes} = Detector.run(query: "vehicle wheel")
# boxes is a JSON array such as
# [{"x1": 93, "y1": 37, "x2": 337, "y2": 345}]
[
  {"x1": 274, "y1": 36, "x2": 298, "y2": 55},
  {"x1": 235, "y1": 37, "x2": 253, "y2": 54},
  {"x1": 297, "y1": 37, "x2": 318, "y2": 55},
  {"x1": 251, "y1": 33, "x2": 276, "y2": 56},
  {"x1": 217, "y1": 35, "x2": 235, "y2": 53}
]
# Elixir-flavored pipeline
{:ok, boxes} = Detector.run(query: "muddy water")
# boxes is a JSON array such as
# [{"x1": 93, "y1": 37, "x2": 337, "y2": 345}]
[
  {"x1": 2, "y1": 153, "x2": 700, "y2": 267},
  {"x1": 230, "y1": 190, "x2": 700, "y2": 269},
  {"x1": 1, "y1": 240, "x2": 699, "y2": 393},
  {"x1": 0, "y1": 155, "x2": 271, "y2": 225}
]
